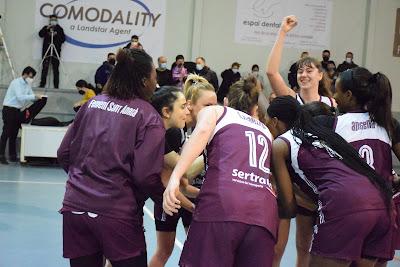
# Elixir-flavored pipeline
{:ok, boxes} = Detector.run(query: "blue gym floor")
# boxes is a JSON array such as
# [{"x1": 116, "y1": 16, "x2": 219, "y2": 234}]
[{"x1": 0, "y1": 164, "x2": 399, "y2": 267}]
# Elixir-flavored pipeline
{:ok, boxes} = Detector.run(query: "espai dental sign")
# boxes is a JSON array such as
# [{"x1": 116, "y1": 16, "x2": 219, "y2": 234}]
[{"x1": 34, "y1": 0, "x2": 166, "y2": 63}]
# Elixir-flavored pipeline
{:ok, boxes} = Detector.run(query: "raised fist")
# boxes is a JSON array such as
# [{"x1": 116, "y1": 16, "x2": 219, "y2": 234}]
[{"x1": 280, "y1": 15, "x2": 298, "y2": 33}]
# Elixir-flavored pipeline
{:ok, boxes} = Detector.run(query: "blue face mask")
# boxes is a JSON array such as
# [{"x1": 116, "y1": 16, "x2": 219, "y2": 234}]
[
  {"x1": 196, "y1": 64, "x2": 204, "y2": 71},
  {"x1": 160, "y1": 63, "x2": 167, "y2": 69}
]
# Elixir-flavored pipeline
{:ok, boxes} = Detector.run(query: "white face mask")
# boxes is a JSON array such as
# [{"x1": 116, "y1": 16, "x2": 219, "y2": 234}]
[
  {"x1": 196, "y1": 64, "x2": 204, "y2": 71},
  {"x1": 346, "y1": 57, "x2": 352, "y2": 63},
  {"x1": 159, "y1": 63, "x2": 167, "y2": 69},
  {"x1": 232, "y1": 68, "x2": 239, "y2": 74},
  {"x1": 26, "y1": 77, "x2": 34, "y2": 86},
  {"x1": 50, "y1": 20, "x2": 58, "y2": 26},
  {"x1": 252, "y1": 71, "x2": 259, "y2": 76}
]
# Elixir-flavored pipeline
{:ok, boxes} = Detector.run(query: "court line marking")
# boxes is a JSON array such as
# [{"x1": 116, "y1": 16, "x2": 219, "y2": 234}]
[
  {"x1": 8, "y1": 180, "x2": 400, "y2": 259},
  {"x1": 0, "y1": 179, "x2": 184, "y2": 251}
]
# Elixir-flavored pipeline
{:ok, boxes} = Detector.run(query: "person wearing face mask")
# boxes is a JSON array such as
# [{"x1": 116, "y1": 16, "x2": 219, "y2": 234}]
[
  {"x1": 94, "y1": 52, "x2": 116, "y2": 93},
  {"x1": 73, "y1": 80, "x2": 96, "y2": 112},
  {"x1": 194, "y1": 57, "x2": 219, "y2": 91},
  {"x1": 337, "y1": 52, "x2": 358, "y2": 73},
  {"x1": 250, "y1": 64, "x2": 265, "y2": 90},
  {"x1": 156, "y1": 56, "x2": 173, "y2": 87},
  {"x1": 124, "y1": 34, "x2": 139, "y2": 49},
  {"x1": 217, "y1": 62, "x2": 241, "y2": 103},
  {"x1": 171, "y1": 55, "x2": 188, "y2": 89},
  {"x1": 320, "y1": 49, "x2": 336, "y2": 72},
  {"x1": 38, "y1": 14, "x2": 65, "y2": 89},
  {"x1": 323, "y1": 61, "x2": 337, "y2": 94},
  {"x1": 0, "y1": 66, "x2": 47, "y2": 164}
]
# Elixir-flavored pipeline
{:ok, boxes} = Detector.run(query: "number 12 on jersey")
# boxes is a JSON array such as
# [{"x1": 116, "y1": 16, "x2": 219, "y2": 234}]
[{"x1": 245, "y1": 131, "x2": 270, "y2": 174}]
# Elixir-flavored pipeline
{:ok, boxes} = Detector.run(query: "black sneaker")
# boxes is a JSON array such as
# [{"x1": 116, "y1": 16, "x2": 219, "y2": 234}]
[{"x1": 0, "y1": 156, "x2": 9, "y2": 165}]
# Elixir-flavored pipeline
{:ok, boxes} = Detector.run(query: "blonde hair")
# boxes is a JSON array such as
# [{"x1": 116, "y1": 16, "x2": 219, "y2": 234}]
[{"x1": 183, "y1": 74, "x2": 215, "y2": 104}]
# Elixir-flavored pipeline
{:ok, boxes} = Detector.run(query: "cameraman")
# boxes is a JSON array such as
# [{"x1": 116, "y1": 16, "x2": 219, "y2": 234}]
[{"x1": 38, "y1": 14, "x2": 65, "y2": 89}]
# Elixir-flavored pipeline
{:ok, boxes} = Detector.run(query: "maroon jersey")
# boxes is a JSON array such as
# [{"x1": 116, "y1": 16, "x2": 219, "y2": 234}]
[
  {"x1": 58, "y1": 94, "x2": 165, "y2": 222},
  {"x1": 279, "y1": 131, "x2": 386, "y2": 223},
  {"x1": 334, "y1": 112, "x2": 393, "y2": 181},
  {"x1": 193, "y1": 107, "x2": 278, "y2": 239}
]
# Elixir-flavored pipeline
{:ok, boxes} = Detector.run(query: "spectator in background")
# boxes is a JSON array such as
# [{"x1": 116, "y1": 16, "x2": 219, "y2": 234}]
[
  {"x1": 156, "y1": 56, "x2": 173, "y2": 87},
  {"x1": 194, "y1": 57, "x2": 219, "y2": 91},
  {"x1": 321, "y1": 49, "x2": 335, "y2": 71},
  {"x1": 337, "y1": 52, "x2": 358, "y2": 73},
  {"x1": 73, "y1": 80, "x2": 96, "y2": 112},
  {"x1": 39, "y1": 14, "x2": 65, "y2": 89},
  {"x1": 322, "y1": 61, "x2": 337, "y2": 95},
  {"x1": 0, "y1": 67, "x2": 47, "y2": 164},
  {"x1": 250, "y1": 64, "x2": 265, "y2": 90},
  {"x1": 171, "y1": 55, "x2": 188, "y2": 88},
  {"x1": 95, "y1": 53, "x2": 115, "y2": 93},
  {"x1": 124, "y1": 35, "x2": 139, "y2": 49},
  {"x1": 288, "y1": 51, "x2": 309, "y2": 91},
  {"x1": 218, "y1": 62, "x2": 241, "y2": 103}
]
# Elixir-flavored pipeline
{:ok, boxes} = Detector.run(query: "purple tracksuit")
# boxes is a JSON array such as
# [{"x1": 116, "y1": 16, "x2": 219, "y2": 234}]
[{"x1": 58, "y1": 94, "x2": 165, "y2": 261}]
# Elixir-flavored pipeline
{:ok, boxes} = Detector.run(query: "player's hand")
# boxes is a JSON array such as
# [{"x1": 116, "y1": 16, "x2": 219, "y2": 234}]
[
  {"x1": 163, "y1": 177, "x2": 181, "y2": 216},
  {"x1": 280, "y1": 15, "x2": 298, "y2": 33}
]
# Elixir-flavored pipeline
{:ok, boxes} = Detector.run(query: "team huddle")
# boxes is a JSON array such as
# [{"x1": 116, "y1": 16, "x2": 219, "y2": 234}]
[{"x1": 58, "y1": 16, "x2": 400, "y2": 267}]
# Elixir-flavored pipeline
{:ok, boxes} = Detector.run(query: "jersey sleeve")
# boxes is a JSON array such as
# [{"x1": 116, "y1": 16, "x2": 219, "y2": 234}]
[{"x1": 165, "y1": 128, "x2": 183, "y2": 154}]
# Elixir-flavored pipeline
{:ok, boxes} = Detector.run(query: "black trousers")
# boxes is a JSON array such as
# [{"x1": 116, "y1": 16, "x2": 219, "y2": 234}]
[
  {"x1": 0, "y1": 98, "x2": 47, "y2": 158},
  {"x1": 40, "y1": 56, "x2": 60, "y2": 88}
]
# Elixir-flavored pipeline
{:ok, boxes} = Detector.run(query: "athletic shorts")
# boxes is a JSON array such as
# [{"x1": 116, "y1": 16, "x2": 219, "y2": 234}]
[
  {"x1": 311, "y1": 209, "x2": 395, "y2": 261},
  {"x1": 179, "y1": 221, "x2": 275, "y2": 267},
  {"x1": 154, "y1": 203, "x2": 192, "y2": 232},
  {"x1": 63, "y1": 212, "x2": 146, "y2": 261}
]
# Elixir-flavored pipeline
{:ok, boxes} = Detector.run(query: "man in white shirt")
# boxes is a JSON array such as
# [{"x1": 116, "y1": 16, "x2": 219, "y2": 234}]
[{"x1": 0, "y1": 66, "x2": 47, "y2": 164}]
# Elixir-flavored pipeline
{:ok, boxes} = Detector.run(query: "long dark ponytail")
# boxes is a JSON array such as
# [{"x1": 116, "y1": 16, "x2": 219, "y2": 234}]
[
  {"x1": 339, "y1": 67, "x2": 393, "y2": 139},
  {"x1": 292, "y1": 108, "x2": 392, "y2": 209}
]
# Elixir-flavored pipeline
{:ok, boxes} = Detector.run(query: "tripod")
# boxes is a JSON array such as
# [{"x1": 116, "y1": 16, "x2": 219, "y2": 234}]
[
  {"x1": 39, "y1": 26, "x2": 63, "y2": 89},
  {"x1": 0, "y1": 23, "x2": 16, "y2": 81}
]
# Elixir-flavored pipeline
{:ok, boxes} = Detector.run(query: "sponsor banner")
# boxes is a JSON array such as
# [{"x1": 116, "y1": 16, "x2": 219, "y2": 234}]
[
  {"x1": 235, "y1": 0, "x2": 333, "y2": 49},
  {"x1": 34, "y1": 0, "x2": 166, "y2": 63}
]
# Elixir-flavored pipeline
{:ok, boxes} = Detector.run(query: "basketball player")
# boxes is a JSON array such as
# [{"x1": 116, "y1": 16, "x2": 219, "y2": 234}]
[
  {"x1": 163, "y1": 77, "x2": 283, "y2": 267},
  {"x1": 266, "y1": 15, "x2": 336, "y2": 265},
  {"x1": 58, "y1": 48, "x2": 164, "y2": 267},
  {"x1": 266, "y1": 15, "x2": 335, "y2": 107},
  {"x1": 273, "y1": 105, "x2": 394, "y2": 267},
  {"x1": 149, "y1": 76, "x2": 217, "y2": 267}
]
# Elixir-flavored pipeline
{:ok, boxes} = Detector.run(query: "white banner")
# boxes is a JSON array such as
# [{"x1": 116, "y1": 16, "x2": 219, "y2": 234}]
[
  {"x1": 235, "y1": 0, "x2": 333, "y2": 49},
  {"x1": 33, "y1": 0, "x2": 166, "y2": 63}
]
